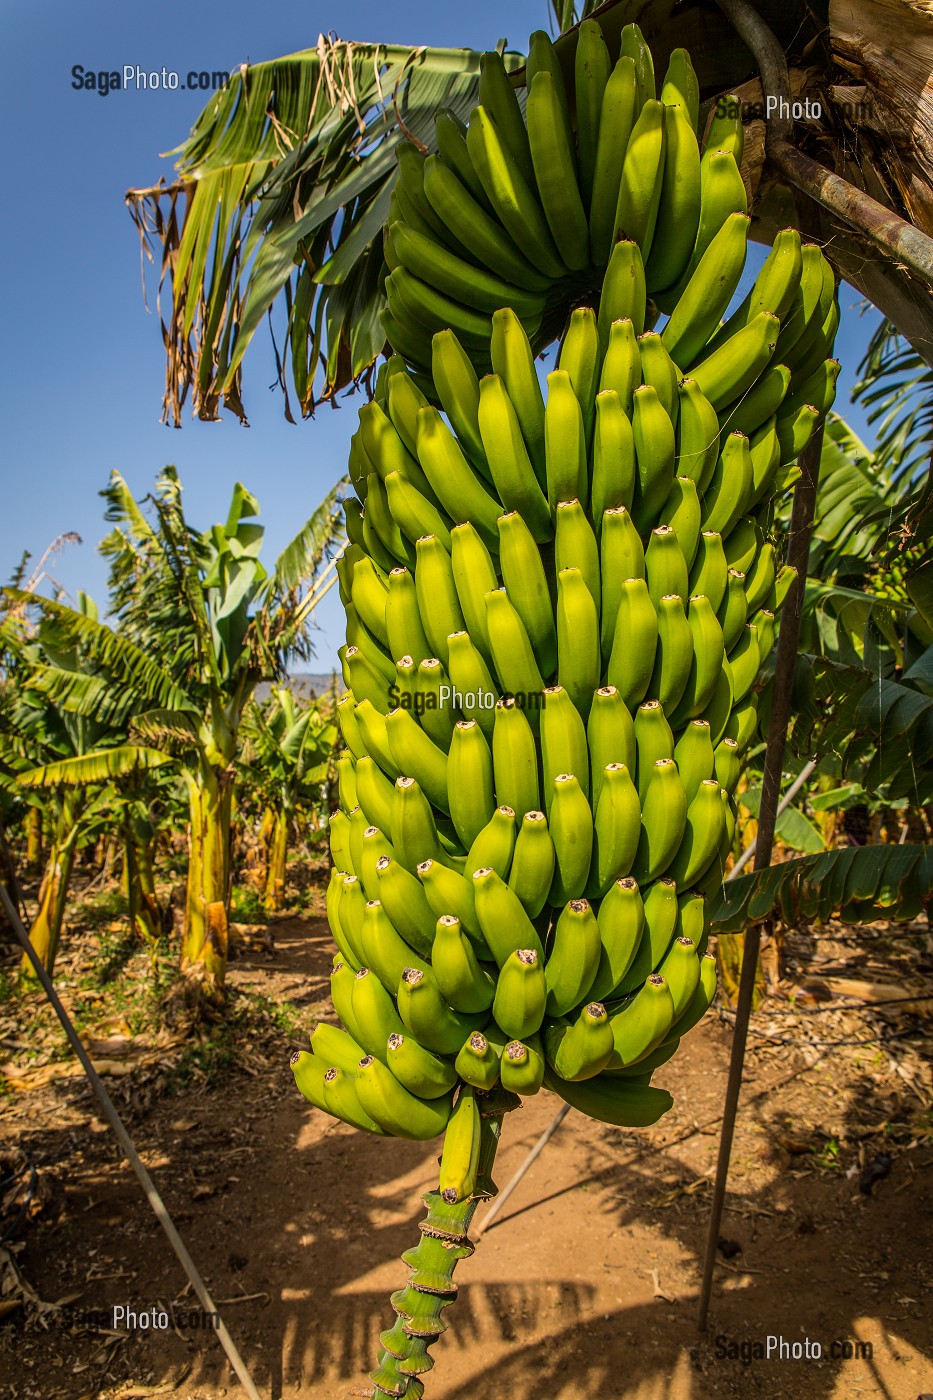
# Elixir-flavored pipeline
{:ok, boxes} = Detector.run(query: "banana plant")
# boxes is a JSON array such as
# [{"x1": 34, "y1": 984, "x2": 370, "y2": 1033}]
[
  {"x1": 0, "y1": 594, "x2": 172, "y2": 977},
  {"x1": 240, "y1": 687, "x2": 338, "y2": 910},
  {"x1": 8, "y1": 469, "x2": 343, "y2": 990}
]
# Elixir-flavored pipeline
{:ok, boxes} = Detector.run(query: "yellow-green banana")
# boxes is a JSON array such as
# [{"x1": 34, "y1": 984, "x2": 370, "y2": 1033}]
[
  {"x1": 607, "y1": 577, "x2": 659, "y2": 708},
  {"x1": 478, "y1": 374, "x2": 553, "y2": 542},
  {"x1": 439, "y1": 1085, "x2": 482, "y2": 1202},
  {"x1": 548, "y1": 771, "x2": 594, "y2": 904},
  {"x1": 545, "y1": 1002, "x2": 615, "y2": 1081},
  {"x1": 587, "y1": 762, "x2": 641, "y2": 896},
  {"x1": 386, "y1": 1031, "x2": 459, "y2": 1099},
  {"x1": 556, "y1": 566, "x2": 601, "y2": 715},
  {"x1": 492, "y1": 947, "x2": 548, "y2": 1040},
  {"x1": 448, "y1": 719, "x2": 496, "y2": 848},
  {"x1": 588, "y1": 686, "x2": 636, "y2": 807},
  {"x1": 591, "y1": 876, "x2": 644, "y2": 1001},
  {"x1": 545, "y1": 897, "x2": 602, "y2": 1016},
  {"x1": 632, "y1": 758, "x2": 688, "y2": 882},
  {"x1": 492, "y1": 696, "x2": 541, "y2": 817},
  {"x1": 355, "y1": 1054, "x2": 454, "y2": 1141},
  {"x1": 508, "y1": 809, "x2": 556, "y2": 918},
  {"x1": 432, "y1": 914, "x2": 496, "y2": 1013}
]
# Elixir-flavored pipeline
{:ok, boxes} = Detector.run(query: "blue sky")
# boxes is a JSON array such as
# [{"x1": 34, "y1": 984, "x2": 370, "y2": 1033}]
[{"x1": 1, "y1": 0, "x2": 880, "y2": 675}]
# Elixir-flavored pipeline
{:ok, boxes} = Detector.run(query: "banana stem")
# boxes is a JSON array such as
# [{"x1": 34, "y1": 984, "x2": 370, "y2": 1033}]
[{"x1": 366, "y1": 1088, "x2": 519, "y2": 1399}]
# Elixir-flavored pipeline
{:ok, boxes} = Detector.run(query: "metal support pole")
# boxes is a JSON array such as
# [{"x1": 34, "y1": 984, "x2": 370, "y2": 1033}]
[
  {"x1": 0, "y1": 882, "x2": 264, "y2": 1400},
  {"x1": 695, "y1": 422, "x2": 825, "y2": 1331},
  {"x1": 474, "y1": 1103, "x2": 571, "y2": 1237}
]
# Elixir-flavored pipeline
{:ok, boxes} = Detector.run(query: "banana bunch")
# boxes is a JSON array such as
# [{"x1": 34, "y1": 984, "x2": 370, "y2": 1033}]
[{"x1": 294, "y1": 23, "x2": 839, "y2": 1186}]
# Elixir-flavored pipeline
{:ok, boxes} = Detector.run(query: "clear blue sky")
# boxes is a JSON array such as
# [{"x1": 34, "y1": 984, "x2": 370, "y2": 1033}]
[{"x1": 1, "y1": 0, "x2": 880, "y2": 675}]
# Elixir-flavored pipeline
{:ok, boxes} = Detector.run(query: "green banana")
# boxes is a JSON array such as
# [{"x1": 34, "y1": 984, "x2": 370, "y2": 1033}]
[
  {"x1": 673, "y1": 719, "x2": 715, "y2": 800},
  {"x1": 478, "y1": 374, "x2": 553, "y2": 542},
  {"x1": 335, "y1": 752, "x2": 357, "y2": 816},
  {"x1": 327, "y1": 870, "x2": 362, "y2": 969},
  {"x1": 613, "y1": 99, "x2": 666, "y2": 260},
  {"x1": 661, "y1": 211, "x2": 750, "y2": 367},
  {"x1": 344, "y1": 645, "x2": 390, "y2": 715},
  {"x1": 467, "y1": 805, "x2": 517, "y2": 882},
  {"x1": 492, "y1": 947, "x2": 548, "y2": 1040},
  {"x1": 714, "y1": 736, "x2": 741, "y2": 793},
  {"x1": 588, "y1": 685, "x2": 636, "y2": 808},
  {"x1": 338, "y1": 872, "x2": 369, "y2": 958},
  {"x1": 385, "y1": 567, "x2": 432, "y2": 666},
  {"x1": 490, "y1": 308, "x2": 548, "y2": 484},
  {"x1": 414, "y1": 534, "x2": 464, "y2": 668},
  {"x1": 632, "y1": 758, "x2": 688, "y2": 882},
  {"x1": 466, "y1": 105, "x2": 565, "y2": 278},
  {"x1": 330, "y1": 960, "x2": 366, "y2": 1044},
  {"x1": 718, "y1": 362, "x2": 791, "y2": 439},
  {"x1": 688, "y1": 531, "x2": 728, "y2": 612},
  {"x1": 575, "y1": 18, "x2": 612, "y2": 208},
  {"x1": 355, "y1": 1054, "x2": 454, "y2": 1141},
  {"x1": 607, "y1": 577, "x2": 658, "y2": 708},
  {"x1": 676, "y1": 378, "x2": 721, "y2": 493},
  {"x1": 632, "y1": 384, "x2": 676, "y2": 531},
  {"x1": 558, "y1": 308, "x2": 601, "y2": 449},
  {"x1": 492, "y1": 696, "x2": 541, "y2": 817},
  {"x1": 599, "y1": 317, "x2": 641, "y2": 414},
  {"x1": 606, "y1": 972, "x2": 676, "y2": 1067},
  {"x1": 707, "y1": 227, "x2": 803, "y2": 355},
  {"x1": 728, "y1": 622, "x2": 761, "y2": 704},
  {"x1": 417, "y1": 857, "x2": 484, "y2": 947},
  {"x1": 309, "y1": 1021, "x2": 366, "y2": 1076},
  {"x1": 374, "y1": 854, "x2": 436, "y2": 959},
  {"x1": 499, "y1": 510, "x2": 557, "y2": 675},
  {"x1": 661, "y1": 950, "x2": 717, "y2": 1042},
  {"x1": 485, "y1": 588, "x2": 547, "y2": 715},
  {"x1": 355, "y1": 755, "x2": 396, "y2": 835},
  {"x1": 587, "y1": 762, "x2": 642, "y2": 896},
  {"x1": 658, "y1": 476, "x2": 702, "y2": 570},
  {"x1": 690, "y1": 312, "x2": 781, "y2": 412},
  {"x1": 508, "y1": 809, "x2": 556, "y2": 918},
  {"x1": 499, "y1": 1035, "x2": 546, "y2": 1095},
  {"x1": 600, "y1": 507, "x2": 645, "y2": 662},
  {"x1": 450, "y1": 522, "x2": 499, "y2": 663},
  {"x1": 702, "y1": 431, "x2": 753, "y2": 537},
  {"x1": 397, "y1": 966, "x2": 487, "y2": 1056},
  {"x1": 329, "y1": 808, "x2": 353, "y2": 873},
  {"x1": 588, "y1": 56, "x2": 638, "y2": 265},
  {"x1": 591, "y1": 876, "x2": 644, "y2": 1001},
  {"x1": 556, "y1": 566, "x2": 601, "y2": 715},
  {"x1": 386, "y1": 1031, "x2": 459, "y2": 1099},
  {"x1": 385, "y1": 706, "x2": 448, "y2": 814},
  {"x1": 447, "y1": 630, "x2": 499, "y2": 742},
  {"x1": 473, "y1": 862, "x2": 546, "y2": 963},
  {"x1": 416, "y1": 656, "x2": 460, "y2": 748},
  {"x1": 545, "y1": 1002, "x2": 615, "y2": 1081},
  {"x1": 432, "y1": 329, "x2": 491, "y2": 477},
  {"x1": 542, "y1": 1067, "x2": 673, "y2": 1126},
  {"x1": 648, "y1": 593, "x2": 693, "y2": 714},
  {"x1": 455, "y1": 1030, "x2": 501, "y2": 1090},
  {"x1": 477, "y1": 51, "x2": 535, "y2": 186},
  {"x1": 541, "y1": 684, "x2": 590, "y2": 811},
  {"x1": 545, "y1": 370, "x2": 588, "y2": 511},
  {"x1": 645, "y1": 524, "x2": 690, "y2": 607},
  {"x1": 723, "y1": 516, "x2": 759, "y2": 575},
  {"x1": 351, "y1": 556, "x2": 390, "y2": 647},
  {"x1": 548, "y1": 771, "x2": 594, "y2": 904},
  {"x1": 545, "y1": 897, "x2": 601, "y2": 1015},
  {"x1": 350, "y1": 966, "x2": 407, "y2": 1064},
  {"x1": 634, "y1": 699, "x2": 675, "y2": 801},
  {"x1": 391, "y1": 775, "x2": 444, "y2": 871},
  {"x1": 448, "y1": 719, "x2": 496, "y2": 848},
  {"x1": 435, "y1": 108, "x2": 492, "y2": 211},
  {"x1": 718, "y1": 568, "x2": 749, "y2": 653},
  {"x1": 432, "y1": 914, "x2": 496, "y2": 1013},
  {"x1": 597, "y1": 240, "x2": 647, "y2": 345},
  {"x1": 592, "y1": 391, "x2": 637, "y2": 523},
  {"x1": 665, "y1": 778, "x2": 726, "y2": 891},
  {"x1": 385, "y1": 469, "x2": 453, "y2": 550},
  {"x1": 701, "y1": 657, "x2": 735, "y2": 746},
  {"x1": 360, "y1": 897, "x2": 429, "y2": 994},
  {"x1": 415, "y1": 407, "x2": 502, "y2": 546},
  {"x1": 439, "y1": 1085, "x2": 482, "y2": 1203},
  {"x1": 644, "y1": 101, "x2": 702, "y2": 294},
  {"x1": 527, "y1": 70, "x2": 590, "y2": 271}
]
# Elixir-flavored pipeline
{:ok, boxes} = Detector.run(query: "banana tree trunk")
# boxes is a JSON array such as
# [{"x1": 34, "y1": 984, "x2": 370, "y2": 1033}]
[
  {"x1": 124, "y1": 826, "x2": 162, "y2": 946},
  {"x1": 263, "y1": 809, "x2": 289, "y2": 912},
  {"x1": 25, "y1": 808, "x2": 43, "y2": 876},
  {"x1": 21, "y1": 828, "x2": 77, "y2": 979},
  {"x1": 182, "y1": 766, "x2": 231, "y2": 987}
]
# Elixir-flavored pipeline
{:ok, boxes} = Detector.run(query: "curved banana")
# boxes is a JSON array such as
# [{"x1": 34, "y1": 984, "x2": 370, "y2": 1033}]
[
  {"x1": 439, "y1": 1085, "x2": 482, "y2": 1203},
  {"x1": 492, "y1": 947, "x2": 548, "y2": 1040},
  {"x1": 588, "y1": 686, "x2": 636, "y2": 808},
  {"x1": 355, "y1": 1054, "x2": 454, "y2": 1141},
  {"x1": 508, "y1": 809, "x2": 556, "y2": 918},
  {"x1": 545, "y1": 897, "x2": 602, "y2": 1016}
]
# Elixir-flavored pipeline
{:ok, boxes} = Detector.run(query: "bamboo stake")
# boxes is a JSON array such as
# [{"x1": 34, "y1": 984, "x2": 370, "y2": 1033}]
[
  {"x1": 0, "y1": 881, "x2": 264, "y2": 1400},
  {"x1": 695, "y1": 420, "x2": 826, "y2": 1331}
]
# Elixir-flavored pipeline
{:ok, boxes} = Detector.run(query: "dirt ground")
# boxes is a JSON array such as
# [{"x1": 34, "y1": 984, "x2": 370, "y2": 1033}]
[{"x1": 1, "y1": 901, "x2": 931, "y2": 1400}]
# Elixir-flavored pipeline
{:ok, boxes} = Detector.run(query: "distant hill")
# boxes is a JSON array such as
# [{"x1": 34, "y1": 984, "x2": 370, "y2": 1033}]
[{"x1": 256, "y1": 671, "x2": 341, "y2": 702}]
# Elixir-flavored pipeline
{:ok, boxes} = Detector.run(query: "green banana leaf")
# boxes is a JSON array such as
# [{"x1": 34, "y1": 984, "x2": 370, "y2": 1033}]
[{"x1": 710, "y1": 843, "x2": 933, "y2": 931}]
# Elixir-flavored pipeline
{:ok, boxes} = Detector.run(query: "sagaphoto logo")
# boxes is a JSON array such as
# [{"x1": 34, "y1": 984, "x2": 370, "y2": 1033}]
[{"x1": 71, "y1": 65, "x2": 231, "y2": 96}]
